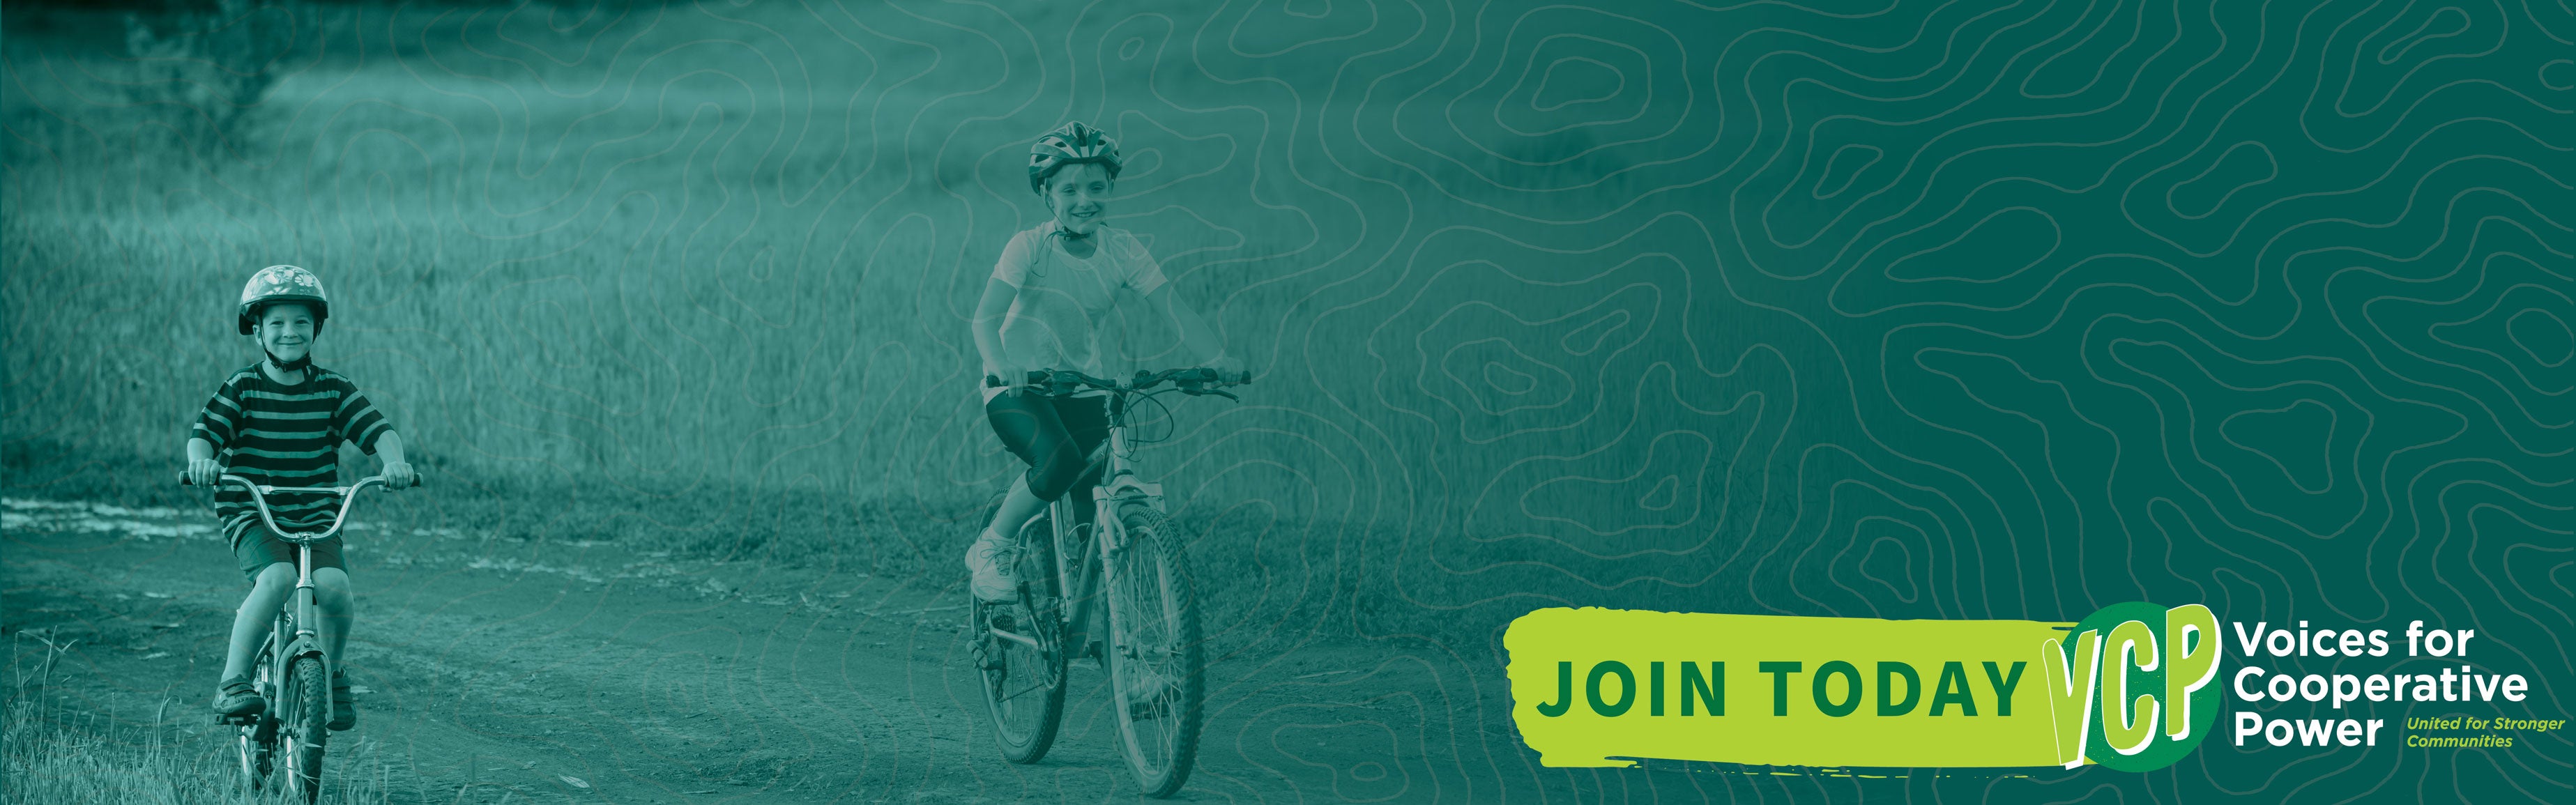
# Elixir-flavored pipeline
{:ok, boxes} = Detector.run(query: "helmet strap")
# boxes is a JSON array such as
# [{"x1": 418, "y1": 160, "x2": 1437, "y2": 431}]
[{"x1": 264, "y1": 349, "x2": 312, "y2": 376}]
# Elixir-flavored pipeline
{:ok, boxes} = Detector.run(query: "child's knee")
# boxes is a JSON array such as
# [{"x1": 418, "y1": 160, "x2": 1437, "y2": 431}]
[
  {"x1": 250, "y1": 562, "x2": 296, "y2": 591},
  {"x1": 238, "y1": 565, "x2": 295, "y2": 614},
  {"x1": 312, "y1": 568, "x2": 354, "y2": 601}
]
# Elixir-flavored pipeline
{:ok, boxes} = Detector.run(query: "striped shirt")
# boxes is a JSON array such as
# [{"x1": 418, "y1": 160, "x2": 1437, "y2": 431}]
[{"x1": 191, "y1": 365, "x2": 393, "y2": 542}]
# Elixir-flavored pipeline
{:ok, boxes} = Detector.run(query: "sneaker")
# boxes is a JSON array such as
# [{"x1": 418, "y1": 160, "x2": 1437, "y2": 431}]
[
  {"x1": 964, "y1": 530, "x2": 1020, "y2": 602},
  {"x1": 1121, "y1": 667, "x2": 1178, "y2": 721},
  {"x1": 213, "y1": 675, "x2": 265, "y2": 718},
  {"x1": 327, "y1": 670, "x2": 357, "y2": 731}
]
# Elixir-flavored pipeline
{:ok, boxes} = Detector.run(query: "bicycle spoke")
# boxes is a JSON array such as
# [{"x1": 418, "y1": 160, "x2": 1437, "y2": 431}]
[{"x1": 996, "y1": 678, "x2": 1053, "y2": 705}]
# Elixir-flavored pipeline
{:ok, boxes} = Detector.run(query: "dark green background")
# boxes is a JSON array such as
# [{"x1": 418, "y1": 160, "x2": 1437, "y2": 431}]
[{"x1": 7, "y1": 0, "x2": 2569, "y2": 802}]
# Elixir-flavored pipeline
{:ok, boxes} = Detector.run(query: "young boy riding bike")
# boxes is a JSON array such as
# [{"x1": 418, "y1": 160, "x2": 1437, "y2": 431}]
[
  {"x1": 965, "y1": 121, "x2": 1243, "y2": 602},
  {"x1": 188, "y1": 265, "x2": 416, "y2": 730}
]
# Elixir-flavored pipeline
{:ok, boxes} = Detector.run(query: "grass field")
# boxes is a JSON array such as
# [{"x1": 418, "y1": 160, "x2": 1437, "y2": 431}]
[
  {"x1": 22, "y1": 1, "x2": 1336, "y2": 531},
  {"x1": 5, "y1": 0, "x2": 1359, "y2": 512},
  {"x1": 8, "y1": 0, "x2": 1778, "y2": 668}
]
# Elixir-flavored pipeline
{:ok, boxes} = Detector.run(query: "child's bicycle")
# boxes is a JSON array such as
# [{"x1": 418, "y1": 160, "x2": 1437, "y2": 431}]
[
  {"x1": 181, "y1": 471, "x2": 410, "y2": 803},
  {"x1": 971, "y1": 367, "x2": 1248, "y2": 797}
]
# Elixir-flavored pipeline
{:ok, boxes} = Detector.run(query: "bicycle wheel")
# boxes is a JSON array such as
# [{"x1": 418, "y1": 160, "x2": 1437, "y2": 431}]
[
  {"x1": 236, "y1": 652, "x2": 277, "y2": 794},
  {"x1": 1100, "y1": 503, "x2": 1203, "y2": 797},
  {"x1": 975, "y1": 508, "x2": 1067, "y2": 763},
  {"x1": 280, "y1": 654, "x2": 329, "y2": 804}
]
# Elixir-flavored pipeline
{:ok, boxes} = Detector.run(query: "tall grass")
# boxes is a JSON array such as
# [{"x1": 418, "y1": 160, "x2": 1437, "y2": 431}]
[
  {"x1": 2, "y1": 699, "x2": 394, "y2": 805},
  {"x1": 8, "y1": 0, "x2": 1786, "y2": 647},
  {"x1": 3, "y1": 0, "x2": 1319, "y2": 512},
  {"x1": 4, "y1": 631, "x2": 394, "y2": 804}
]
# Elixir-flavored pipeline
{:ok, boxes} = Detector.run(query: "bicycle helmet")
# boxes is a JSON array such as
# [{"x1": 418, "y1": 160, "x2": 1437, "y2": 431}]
[
  {"x1": 237, "y1": 265, "x2": 329, "y2": 335},
  {"x1": 1027, "y1": 121, "x2": 1122, "y2": 194}
]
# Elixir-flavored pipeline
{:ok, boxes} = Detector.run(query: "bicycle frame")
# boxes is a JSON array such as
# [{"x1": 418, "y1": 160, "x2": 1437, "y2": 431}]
[
  {"x1": 270, "y1": 531, "x2": 330, "y2": 696},
  {"x1": 189, "y1": 474, "x2": 393, "y2": 722},
  {"x1": 1048, "y1": 395, "x2": 1158, "y2": 661},
  {"x1": 994, "y1": 368, "x2": 1235, "y2": 661},
  {"x1": 237, "y1": 475, "x2": 388, "y2": 680},
  {"x1": 262, "y1": 552, "x2": 325, "y2": 689}
]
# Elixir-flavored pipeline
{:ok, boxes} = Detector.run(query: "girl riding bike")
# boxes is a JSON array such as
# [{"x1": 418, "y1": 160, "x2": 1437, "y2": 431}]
[{"x1": 966, "y1": 121, "x2": 1242, "y2": 603}]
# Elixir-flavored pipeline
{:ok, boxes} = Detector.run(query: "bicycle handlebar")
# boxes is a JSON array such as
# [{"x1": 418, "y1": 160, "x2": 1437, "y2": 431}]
[
  {"x1": 178, "y1": 473, "x2": 419, "y2": 492},
  {"x1": 177, "y1": 473, "x2": 410, "y2": 544},
  {"x1": 984, "y1": 367, "x2": 1252, "y2": 394}
]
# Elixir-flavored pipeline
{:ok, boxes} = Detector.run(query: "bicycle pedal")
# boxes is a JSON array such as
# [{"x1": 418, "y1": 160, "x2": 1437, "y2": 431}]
[
  {"x1": 215, "y1": 713, "x2": 259, "y2": 726},
  {"x1": 1125, "y1": 696, "x2": 1171, "y2": 721}
]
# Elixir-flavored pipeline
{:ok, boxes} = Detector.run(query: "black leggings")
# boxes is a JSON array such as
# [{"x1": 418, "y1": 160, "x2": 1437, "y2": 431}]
[{"x1": 986, "y1": 392, "x2": 1110, "y2": 505}]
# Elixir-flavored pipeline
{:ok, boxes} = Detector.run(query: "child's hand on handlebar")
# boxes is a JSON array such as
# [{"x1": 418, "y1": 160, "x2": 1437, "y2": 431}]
[
  {"x1": 188, "y1": 458, "x2": 224, "y2": 487},
  {"x1": 382, "y1": 461, "x2": 417, "y2": 489},
  {"x1": 984, "y1": 364, "x2": 1018, "y2": 394}
]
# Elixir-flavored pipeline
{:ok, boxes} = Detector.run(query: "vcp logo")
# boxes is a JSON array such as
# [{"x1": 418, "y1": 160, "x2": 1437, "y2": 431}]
[{"x1": 2043, "y1": 602, "x2": 2224, "y2": 770}]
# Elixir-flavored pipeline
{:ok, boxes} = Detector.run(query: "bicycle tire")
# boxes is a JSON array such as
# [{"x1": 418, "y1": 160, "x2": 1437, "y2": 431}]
[
  {"x1": 280, "y1": 655, "x2": 329, "y2": 804},
  {"x1": 976, "y1": 508, "x2": 1067, "y2": 762},
  {"x1": 1101, "y1": 503, "x2": 1204, "y2": 797}
]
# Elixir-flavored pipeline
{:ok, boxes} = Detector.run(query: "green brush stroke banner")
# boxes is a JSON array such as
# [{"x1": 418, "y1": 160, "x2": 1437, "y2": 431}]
[{"x1": 1506, "y1": 604, "x2": 2223, "y2": 769}]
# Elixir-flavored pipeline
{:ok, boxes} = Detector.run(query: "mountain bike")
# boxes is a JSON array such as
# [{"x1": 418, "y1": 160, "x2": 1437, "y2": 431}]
[
  {"x1": 970, "y1": 367, "x2": 1247, "y2": 797},
  {"x1": 182, "y1": 471, "x2": 409, "y2": 803}
]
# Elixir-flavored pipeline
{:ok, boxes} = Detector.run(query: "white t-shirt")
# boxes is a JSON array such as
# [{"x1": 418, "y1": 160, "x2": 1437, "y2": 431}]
[{"x1": 985, "y1": 224, "x2": 1170, "y2": 401}]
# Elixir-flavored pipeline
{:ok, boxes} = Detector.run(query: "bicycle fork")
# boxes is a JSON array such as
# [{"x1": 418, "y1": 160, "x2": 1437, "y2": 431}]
[
  {"x1": 1054, "y1": 512, "x2": 1145, "y2": 663},
  {"x1": 1059, "y1": 436, "x2": 1166, "y2": 663}
]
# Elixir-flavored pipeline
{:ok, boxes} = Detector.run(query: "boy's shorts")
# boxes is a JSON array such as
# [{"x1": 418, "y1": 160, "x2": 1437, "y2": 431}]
[{"x1": 234, "y1": 522, "x2": 347, "y2": 581}]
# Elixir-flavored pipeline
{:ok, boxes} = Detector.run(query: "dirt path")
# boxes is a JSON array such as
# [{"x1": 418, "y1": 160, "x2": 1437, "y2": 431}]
[{"x1": 3, "y1": 495, "x2": 1702, "y2": 804}]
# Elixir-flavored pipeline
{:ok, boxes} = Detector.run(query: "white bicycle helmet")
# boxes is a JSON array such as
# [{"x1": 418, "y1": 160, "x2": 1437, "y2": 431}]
[
  {"x1": 1027, "y1": 121, "x2": 1122, "y2": 194},
  {"x1": 237, "y1": 265, "x2": 329, "y2": 335}
]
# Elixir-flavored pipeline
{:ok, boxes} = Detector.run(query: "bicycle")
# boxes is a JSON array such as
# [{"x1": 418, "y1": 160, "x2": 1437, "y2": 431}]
[
  {"x1": 182, "y1": 471, "x2": 410, "y2": 804},
  {"x1": 970, "y1": 367, "x2": 1248, "y2": 797}
]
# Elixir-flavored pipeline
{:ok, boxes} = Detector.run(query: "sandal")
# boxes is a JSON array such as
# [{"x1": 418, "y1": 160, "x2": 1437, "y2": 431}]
[
  {"x1": 213, "y1": 674, "x2": 265, "y2": 718},
  {"x1": 328, "y1": 670, "x2": 357, "y2": 731}
]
